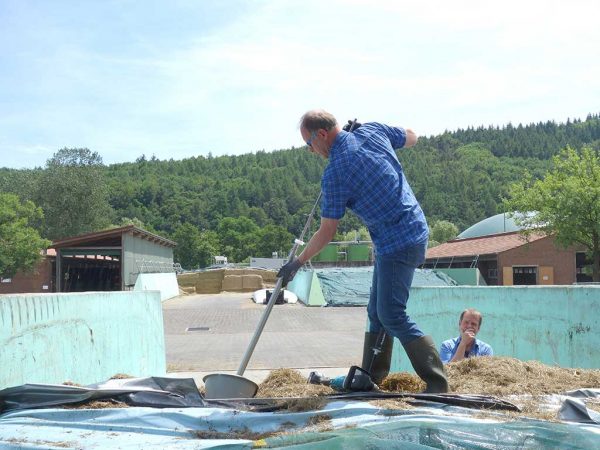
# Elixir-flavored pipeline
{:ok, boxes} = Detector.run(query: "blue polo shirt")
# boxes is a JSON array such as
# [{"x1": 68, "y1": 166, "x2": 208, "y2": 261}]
[
  {"x1": 440, "y1": 337, "x2": 494, "y2": 364},
  {"x1": 320, "y1": 122, "x2": 428, "y2": 255}
]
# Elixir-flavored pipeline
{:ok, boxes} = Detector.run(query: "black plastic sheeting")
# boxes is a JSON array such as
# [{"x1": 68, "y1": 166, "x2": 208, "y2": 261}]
[
  {"x1": 1, "y1": 377, "x2": 520, "y2": 414},
  {"x1": 0, "y1": 377, "x2": 207, "y2": 412},
  {"x1": 3, "y1": 378, "x2": 599, "y2": 425},
  {"x1": 242, "y1": 391, "x2": 520, "y2": 413},
  {"x1": 559, "y1": 388, "x2": 600, "y2": 424}
]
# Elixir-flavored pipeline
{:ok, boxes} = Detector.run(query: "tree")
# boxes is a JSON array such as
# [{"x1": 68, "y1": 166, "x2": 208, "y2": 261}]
[
  {"x1": 430, "y1": 220, "x2": 459, "y2": 244},
  {"x1": 216, "y1": 217, "x2": 260, "y2": 262},
  {"x1": 0, "y1": 193, "x2": 51, "y2": 278},
  {"x1": 112, "y1": 216, "x2": 160, "y2": 234},
  {"x1": 116, "y1": 217, "x2": 148, "y2": 230},
  {"x1": 172, "y1": 223, "x2": 219, "y2": 269},
  {"x1": 256, "y1": 224, "x2": 294, "y2": 258},
  {"x1": 340, "y1": 226, "x2": 370, "y2": 242},
  {"x1": 427, "y1": 239, "x2": 441, "y2": 249},
  {"x1": 35, "y1": 148, "x2": 113, "y2": 240},
  {"x1": 504, "y1": 146, "x2": 600, "y2": 281}
]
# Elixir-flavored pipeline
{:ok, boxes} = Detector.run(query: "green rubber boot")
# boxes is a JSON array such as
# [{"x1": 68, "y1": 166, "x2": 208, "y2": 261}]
[
  {"x1": 361, "y1": 331, "x2": 393, "y2": 385},
  {"x1": 403, "y1": 335, "x2": 449, "y2": 393}
]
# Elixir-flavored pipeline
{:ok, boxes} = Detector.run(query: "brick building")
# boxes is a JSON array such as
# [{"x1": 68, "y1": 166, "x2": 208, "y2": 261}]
[
  {"x1": 0, "y1": 255, "x2": 54, "y2": 294},
  {"x1": 424, "y1": 231, "x2": 591, "y2": 286}
]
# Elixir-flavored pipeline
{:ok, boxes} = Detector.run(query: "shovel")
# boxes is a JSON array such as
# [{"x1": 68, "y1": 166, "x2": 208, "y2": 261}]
[{"x1": 203, "y1": 192, "x2": 322, "y2": 399}]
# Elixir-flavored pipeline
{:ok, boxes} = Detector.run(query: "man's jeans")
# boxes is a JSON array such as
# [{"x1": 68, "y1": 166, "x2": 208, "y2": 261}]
[{"x1": 367, "y1": 240, "x2": 427, "y2": 346}]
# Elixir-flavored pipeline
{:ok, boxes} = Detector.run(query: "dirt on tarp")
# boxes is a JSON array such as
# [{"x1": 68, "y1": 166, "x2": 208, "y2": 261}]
[
  {"x1": 109, "y1": 373, "x2": 134, "y2": 380},
  {"x1": 62, "y1": 399, "x2": 129, "y2": 409}
]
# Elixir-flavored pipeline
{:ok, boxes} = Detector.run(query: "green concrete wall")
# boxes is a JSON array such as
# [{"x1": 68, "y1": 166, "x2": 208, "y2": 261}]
[
  {"x1": 0, "y1": 291, "x2": 166, "y2": 389},
  {"x1": 288, "y1": 270, "x2": 326, "y2": 306},
  {"x1": 434, "y1": 268, "x2": 486, "y2": 286},
  {"x1": 389, "y1": 286, "x2": 600, "y2": 373}
]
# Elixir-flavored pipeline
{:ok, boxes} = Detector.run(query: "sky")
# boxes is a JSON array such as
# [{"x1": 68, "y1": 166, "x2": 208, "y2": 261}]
[{"x1": 1, "y1": 0, "x2": 599, "y2": 169}]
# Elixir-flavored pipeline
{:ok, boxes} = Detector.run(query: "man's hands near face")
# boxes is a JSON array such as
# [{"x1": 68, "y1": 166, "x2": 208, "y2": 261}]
[{"x1": 460, "y1": 328, "x2": 476, "y2": 346}]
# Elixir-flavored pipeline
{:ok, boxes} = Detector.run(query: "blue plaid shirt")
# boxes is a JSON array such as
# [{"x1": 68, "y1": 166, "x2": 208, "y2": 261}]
[{"x1": 321, "y1": 122, "x2": 428, "y2": 255}]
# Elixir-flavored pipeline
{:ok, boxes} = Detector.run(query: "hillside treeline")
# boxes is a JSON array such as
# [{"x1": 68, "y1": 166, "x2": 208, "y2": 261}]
[
  {"x1": 107, "y1": 114, "x2": 600, "y2": 233},
  {"x1": 1, "y1": 113, "x2": 599, "y2": 266}
]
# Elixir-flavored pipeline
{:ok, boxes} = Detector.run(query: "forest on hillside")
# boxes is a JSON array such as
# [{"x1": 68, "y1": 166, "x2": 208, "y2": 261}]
[{"x1": 1, "y1": 113, "x2": 600, "y2": 267}]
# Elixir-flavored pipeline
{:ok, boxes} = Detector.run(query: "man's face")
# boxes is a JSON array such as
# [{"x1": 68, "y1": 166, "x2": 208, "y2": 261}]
[
  {"x1": 459, "y1": 312, "x2": 481, "y2": 336},
  {"x1": 301, "y1": 127, "x2": 327, "y2": 158}
]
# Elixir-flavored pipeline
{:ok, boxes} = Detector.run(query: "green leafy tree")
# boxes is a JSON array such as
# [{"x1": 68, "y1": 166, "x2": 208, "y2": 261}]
[
  {"x1": 172, "y1": 223, "x2": 219, "y2": 269},
  {"x1": 116, "y1": 217, "x2": 148, "y2": 230},
  {"x1": 35, "y1": 148, "x2": 113, "y2": 239},
  {"x1": 427, "y1": 239, "x2": 441, "y2": 249},
  {"x1": 216, "y1": 217, "x2": 260, "y2": 262},
  {"x1": 340, "y1": 226, "x2": 370, "y2": 242},
  {"x1": 0, "y1": 193, "x2": 51, "y2": 278},
  {"x1": 504, "y1": 146, "x2": 600, "y2": 281},
  {"x1": 256, "y1": 224, "x2": 294, "y2": 258},
  {"x1": 430, "y1": 220, "x2": 459, "y2": 243},
  {"x1": 111, "y1": 217, "x2": 160, "y2": 235}
]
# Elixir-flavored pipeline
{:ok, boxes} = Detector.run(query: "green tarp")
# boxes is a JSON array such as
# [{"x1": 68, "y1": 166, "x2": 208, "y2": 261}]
[{"x1": 316, "y1": 267, "x2": 457, "y2": 306}]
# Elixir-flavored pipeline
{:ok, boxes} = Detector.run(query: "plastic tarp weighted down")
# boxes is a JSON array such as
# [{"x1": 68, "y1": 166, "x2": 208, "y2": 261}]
[
  {"x1": 1, "y1": 379, "x2": 600, "y2": 449},
  {"x1": 1, "y1": 401, "x2": 600, "y2": 449},
  {"x1": 0, "y1": 377, "x2": 208, "y2": 412},
  {"x1": 316, "y1": 267, "x2": 457, "y2": 306}
]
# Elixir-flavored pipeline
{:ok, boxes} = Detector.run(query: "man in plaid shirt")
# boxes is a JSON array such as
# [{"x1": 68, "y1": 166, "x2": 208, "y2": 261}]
[{"x1": 278, "y1": 109, "x2": 448, "y2": 393}]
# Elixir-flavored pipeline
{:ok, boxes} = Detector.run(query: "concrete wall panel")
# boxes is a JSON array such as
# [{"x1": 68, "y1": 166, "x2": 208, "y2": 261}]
[
  {"x1": 390, "y1": 286, "x2": 600, "y2": 372},
  {"x1": 134, "y1": 273, "x2": 179, "y2": 301},
  {"x1": 0, "y1": 291, "x2": 166, "y2": 389}
]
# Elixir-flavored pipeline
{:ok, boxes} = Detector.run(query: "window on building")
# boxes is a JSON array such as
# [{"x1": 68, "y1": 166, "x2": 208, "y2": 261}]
[
  {"x1": 513, "y1": 266, "x2": 537, "y2": 285},
  {"x1": 576, "y1": 252, "x2": 593, "y2": 283}
]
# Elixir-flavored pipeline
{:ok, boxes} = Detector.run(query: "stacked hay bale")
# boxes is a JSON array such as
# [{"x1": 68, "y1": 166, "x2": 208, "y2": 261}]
[
  {"x1": 195, "y1": 269, "x2": 225, "y2": 294},
  {"x1": 177, "y1": 273, "x2": 199, "y2": 294},
  {"x1": 177, "y1": 268, "x2": 277, "y2": 294},
  {"x1": 222, "y1": 268, "x2": 265, "y2": 292},
  {"x1": 254, "y1": 268, "x2": 277, "y2": 284},
  {"x1": 222, "y1": 274, "x2": 243, "y2": 291}
]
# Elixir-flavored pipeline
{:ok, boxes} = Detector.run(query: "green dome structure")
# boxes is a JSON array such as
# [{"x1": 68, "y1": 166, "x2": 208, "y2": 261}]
[{"x1": 457, "y1": 212, "x2": 531, "y2": 239}]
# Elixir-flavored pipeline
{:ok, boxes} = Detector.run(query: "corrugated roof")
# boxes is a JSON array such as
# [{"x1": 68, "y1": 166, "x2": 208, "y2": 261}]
[
  {"x1": 426, "y1": 231, "x2": 546, "y2": 259},
  {"x1": 51, "y1": 225, "x2": 176, "y2": 249}
]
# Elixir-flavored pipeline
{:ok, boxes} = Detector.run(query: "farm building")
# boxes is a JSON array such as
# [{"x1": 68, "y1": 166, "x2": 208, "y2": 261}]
[
  {"x1": 424, "y1": 213, "x2": 591, "y2": 285},
  {"x1": 0, "y1": 225, "x2": 176, "y2": 294}
]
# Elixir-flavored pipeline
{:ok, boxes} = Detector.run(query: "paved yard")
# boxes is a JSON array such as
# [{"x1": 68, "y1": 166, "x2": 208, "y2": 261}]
[{"x1": 163, "y1": 292, "x2": 366, "y2": 372}]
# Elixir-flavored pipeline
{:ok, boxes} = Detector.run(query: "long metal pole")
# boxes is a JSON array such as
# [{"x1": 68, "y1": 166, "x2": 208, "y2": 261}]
[{"x1": 236, "y1": 192, "x2": 322, "y2": 375}]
